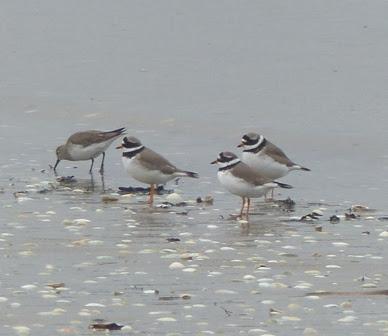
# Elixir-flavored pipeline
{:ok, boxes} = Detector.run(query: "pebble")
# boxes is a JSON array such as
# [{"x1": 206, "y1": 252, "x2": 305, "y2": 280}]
[
  {"x1": 220, "y1": 247, "x2": 235, "y2": 251},
  {"x1": 338, "y1": 315, "x2": 357, "y2": 323},
  {"x1": 73, "y1": 218, "x2": 90, "y2": 225},
  {"x1": 121, "y1": 325, "x2": 133, "y2": 332},
  {"x1": 21, "y1": 284, "x2": 37, "y2": 290},
  {"x1": 261, "y1": 300, "x2": 275, "y2": 305},
  {"x1": 143, "y1": 290, "x2": 158, "y2": 294},
  {"x1": 85, "y1": 303, "x2": 105, "y2": 307},
  {"x1": 215, "y1": 289, "x2": 237, "y2": 295},
  {"x1": 169, "y1": 262, "x2": 184, "y2": 270},
  {"x1": 326, "y1": 265, "x2": 341, "y2": 269},
  {"x1": 88, "y1": 240, "x2": 104, "y2": 245},
  {"x1": 207, "y1": 225, "x2": 218, "y2": 229},
  {"x1": 281, "y1": 316, "x2": 301, "y2": 321},
  {"x1": 157, "y1": 317, "x2": 177, "y2": 322},
  {"x1": 332, "y1": 242, "x2": 349, "y2": 247},
  {"x1": 166, "y1": 193, "x2": 183, "y2": 204}
]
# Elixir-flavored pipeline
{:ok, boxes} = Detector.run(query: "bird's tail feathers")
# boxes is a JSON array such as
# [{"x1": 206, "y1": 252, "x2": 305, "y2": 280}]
[
  {"x1": 275, "y1": 182, "x2": 293, "y2": 189},
  {"x1": 176, "y1": 171, "x2": 199, "y2": 178},
  {"x1": 291, "y1": 164, "x2": 310, "y2": 172},
  {"x1": 104, "y1": 127, "x2": 126, "y2": 136}
]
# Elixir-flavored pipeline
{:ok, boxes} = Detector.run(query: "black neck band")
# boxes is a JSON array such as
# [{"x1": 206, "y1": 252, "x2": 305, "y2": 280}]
[{"x1": 218, "y1": 161, "x2": 240, "y2": 171}]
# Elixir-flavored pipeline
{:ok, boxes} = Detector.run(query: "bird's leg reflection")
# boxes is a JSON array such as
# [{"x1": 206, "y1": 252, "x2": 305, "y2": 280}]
[
  {"x1": 100, "y1": 173, "x2": 106, "y2": 192},
  {"x1": 88, "y1": 172, "x2": 95, "y2": 192}
]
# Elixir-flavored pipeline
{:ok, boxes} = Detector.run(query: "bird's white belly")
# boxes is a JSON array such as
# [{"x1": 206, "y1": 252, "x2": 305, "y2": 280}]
[
  {"x1": 68, "y1": 141, "x2": 113, "y2": 161},
  {"x1": 122, "y1": 157, "x2": 174, "y2": 185},
  {"x1": 242, "y1": 152, "x2": 289, "y2": 179},
  {"x1": 217, "y1": 171, "x2": 271, "y2": 198}
]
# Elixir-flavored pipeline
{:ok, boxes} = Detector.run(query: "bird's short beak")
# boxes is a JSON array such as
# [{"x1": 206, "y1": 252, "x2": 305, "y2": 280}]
[
  {"x1": 237, "y1": 142, "x2": 244, "y2": 148},
  {"x1": 116, "y1": 144, "x2": 123, "y2": 149},
  {"x1": 210, "y1": 159, "x2": 218, "y2": 164}
]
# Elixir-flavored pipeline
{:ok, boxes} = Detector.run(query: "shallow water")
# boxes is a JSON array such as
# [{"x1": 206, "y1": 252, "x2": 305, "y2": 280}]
[{"x1": 2, "y1": 1, "x2": 388, "y2": 335}]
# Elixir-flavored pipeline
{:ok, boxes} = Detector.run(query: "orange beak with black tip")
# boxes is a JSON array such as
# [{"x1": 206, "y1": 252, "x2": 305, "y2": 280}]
[
  {"x1": 116, "y1": 144, "x2": 123, "y2": 149},
  {"x1": 210, "y1": 159, "x2": 218, "y2": 164},
  {"x1": 237, "y1": 142, "x2": 245, "y2": 148}
]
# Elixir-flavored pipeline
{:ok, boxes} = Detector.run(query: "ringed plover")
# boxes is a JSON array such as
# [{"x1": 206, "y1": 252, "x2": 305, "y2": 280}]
[
  {"x1": 238, "y1": 132, "x2": 310, "y2": 179},
  {"x1": 211, "y1": 151, "x2": 292, "y2": 218},
  {"x1": 117, "y1": 136, "x2": 198, "y2": 206}
]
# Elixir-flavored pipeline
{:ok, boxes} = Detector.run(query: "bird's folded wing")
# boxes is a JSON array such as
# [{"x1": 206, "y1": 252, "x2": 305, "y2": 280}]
[
  {"x1": 232, "y1": 163, "x2": 271, "y2": 186},
  {"x1": 138, "y1": 149, "x2": 178, "y2": 175},
  {"x1": 68, "y1": 131, "x2": 108, "y2": 147},
  {"x1": 264, "y1": 141, "x2": 296, "y2": 167}
]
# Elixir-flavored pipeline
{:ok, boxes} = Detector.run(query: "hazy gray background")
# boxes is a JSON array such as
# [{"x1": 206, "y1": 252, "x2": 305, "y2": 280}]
[{"x1": 1, "y1": 0, "x2": 388, "y2": 201}]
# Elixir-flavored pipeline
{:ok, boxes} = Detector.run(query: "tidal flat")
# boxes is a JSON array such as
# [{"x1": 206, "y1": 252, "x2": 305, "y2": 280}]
[{"x1": 1, "y1": 160, "x2": 388, "y2": 335}]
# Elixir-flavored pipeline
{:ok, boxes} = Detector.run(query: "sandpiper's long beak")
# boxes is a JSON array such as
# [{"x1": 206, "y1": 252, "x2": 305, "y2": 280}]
[
  {"x1": 53, "y1": 159, "x2": 60, "y2": 170},
  {"x1": 116, "y1": 144, "x2": 123, "y2": 149},
  {"x1": 237, "y1": 142, "x2": 244, "y2": 148},
  {"x1": 210, "y1": 159, "x2": 218, "y2": 164}
]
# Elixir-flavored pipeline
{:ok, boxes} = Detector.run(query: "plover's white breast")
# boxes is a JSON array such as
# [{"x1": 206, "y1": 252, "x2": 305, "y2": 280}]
[
  {"x1": 217, "y1": 170, "x2": 272, "y2": 198},
  {"x1": 122, "y1": 156, "x2": 175, "y2": 185},
  {"x1": 242, "y1": 151, "x2": 289, "y2": 180}
]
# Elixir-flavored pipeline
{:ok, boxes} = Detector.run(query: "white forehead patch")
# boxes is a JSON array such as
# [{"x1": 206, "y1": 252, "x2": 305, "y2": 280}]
[
  {"x1": 219, "y1": 158, "x2": 240, "y2": 169},
  {"x1": 123, "y1": 145, "x2": 144, "y2": 153}
]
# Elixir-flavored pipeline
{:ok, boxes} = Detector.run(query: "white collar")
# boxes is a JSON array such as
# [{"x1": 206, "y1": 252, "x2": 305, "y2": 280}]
[
  {"x1": 244, "y1": 135, "x2": 265, "y2": 151},
  {"x1": 219, "y1": 158, "x2": 240, "y2": 170}
]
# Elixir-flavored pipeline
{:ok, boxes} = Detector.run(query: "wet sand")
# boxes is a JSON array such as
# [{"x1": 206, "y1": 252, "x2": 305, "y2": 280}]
[{"x1": 2, "y1": 1, "x2": 388, "y2": 335}]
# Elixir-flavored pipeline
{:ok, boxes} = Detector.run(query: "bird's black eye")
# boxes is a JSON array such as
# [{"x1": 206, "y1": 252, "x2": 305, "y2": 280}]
[{"x1": 123, "y1": 137, "x2": 134, "y2": 147}]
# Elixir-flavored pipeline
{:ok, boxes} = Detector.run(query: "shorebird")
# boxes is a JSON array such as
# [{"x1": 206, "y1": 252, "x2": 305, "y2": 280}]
[
  {"x1": 54, "y1": 127, "x2": 126, "y2": 174},
  {"x1": 238, "y1": 132, "x2": 310, "y2": 178},
  {"x1": 117, "y1": 136, "x2": 198, "y2": 206},
  {"x1": 238, "y1": 132, "x2": 309, "y2": 199},
  {"x1": 211, "y1": 151, "x2": 292, "y2": 218}
]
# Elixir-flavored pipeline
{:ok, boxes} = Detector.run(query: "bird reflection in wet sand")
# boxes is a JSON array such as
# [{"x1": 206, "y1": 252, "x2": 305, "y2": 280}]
[{"x1": 56, "y1": 173, "x2": 106, "y2": 193}]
